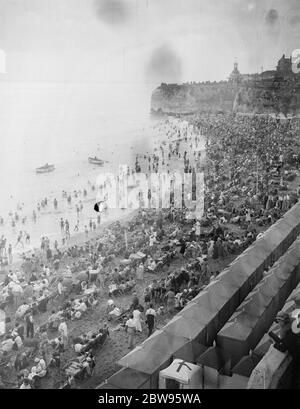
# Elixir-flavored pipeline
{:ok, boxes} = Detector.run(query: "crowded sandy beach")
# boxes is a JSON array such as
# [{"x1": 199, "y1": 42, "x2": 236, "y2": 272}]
[{"x1": 1, "y1": 111, "x2": 300, "y2": 389}]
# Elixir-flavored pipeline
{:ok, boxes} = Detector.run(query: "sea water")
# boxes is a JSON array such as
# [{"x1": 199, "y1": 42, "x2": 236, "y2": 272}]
[{"x1": 0, "y1": 81, "x2": 158, "y2": 254}]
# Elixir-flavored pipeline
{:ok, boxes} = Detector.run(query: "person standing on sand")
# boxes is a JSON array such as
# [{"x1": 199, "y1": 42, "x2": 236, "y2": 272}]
[
  {"x1": 58, "y1": 320, "x2": 68, "y2": 348},
  {"x1": 8, "y1": 244, "x2": 13, "y2": 264},
  {"x1": 166, "y1": 289, "x2": 175, "y2": 314},
  {"x1": 136, "y1": 262, "x2": 144, "y2": 281},
  {"x1": 145, "y1": 304, "x2": 156, "y2": 337},
  {"x1": 25, "y1": 312, "x2": 34, "y2": 338},
  {"x1": 57, "y1": 278, "x2": 65, "y2": 302},
  {"x1": 74, "y1": 220, "x2": 79, "y2": 232},
  {"x1": 133, "y1": 308, "x2": 143, "y2": 333},
  {"x1": 125, "y1": 314, "x2": 136, "y2": 350},
  {"x1": 25, "y1": 232, "x2": 30, "y2": 245},
  {"x1": 84, "y1": 226, "x2": 89, "y2": 238},
  {"x1": 15, "y1": 231, "x2": 24, "y2": 248}
]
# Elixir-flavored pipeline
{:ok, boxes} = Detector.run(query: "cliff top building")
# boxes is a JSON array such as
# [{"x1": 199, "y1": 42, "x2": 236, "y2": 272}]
[
  {"x1": 228, "y1": 54, "x2": 299, "y2": 85},
  {"x1": 151, "y1": 54, "x2": 300, "y2": 116},
  {"x1": 276, "y1": 54, "x2": 293, "y2": 77},
  {"x1": 229, "y1": 60, "x2": 243, "y2": 85}
]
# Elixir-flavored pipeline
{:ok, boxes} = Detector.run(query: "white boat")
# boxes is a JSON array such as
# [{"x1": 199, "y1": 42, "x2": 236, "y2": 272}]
[
  {"x1": 36, "y1": 164, "x2": 55, "y2": 174},
  {"x1": 88, "y1": 156, "x2": 104, "y2": 165}
]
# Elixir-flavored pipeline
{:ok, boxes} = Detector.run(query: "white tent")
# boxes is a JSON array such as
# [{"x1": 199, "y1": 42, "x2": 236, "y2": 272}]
[{"x1": 159, "y1": 359, "x2": 202, "y2": 389}]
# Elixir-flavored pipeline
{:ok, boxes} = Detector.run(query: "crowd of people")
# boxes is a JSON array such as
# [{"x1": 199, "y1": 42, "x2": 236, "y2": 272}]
[
  {"x1": 0, "y1": 113, "x2": 300, "y2": 388},
  {"x1": 0, "y1": 181, "x2": 100, "y2": 268}
]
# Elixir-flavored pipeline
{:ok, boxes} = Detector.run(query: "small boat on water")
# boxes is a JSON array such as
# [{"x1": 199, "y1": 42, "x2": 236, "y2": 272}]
[
  {"x1": 36, "y1": 163, "x2": 55, "y2": 174},
  {"x1": 88, "y1": 156, "x2": 104, "y2": 166}
]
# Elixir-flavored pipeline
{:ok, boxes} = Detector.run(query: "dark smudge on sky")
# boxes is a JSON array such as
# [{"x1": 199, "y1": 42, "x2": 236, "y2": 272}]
[
  {"x1": 94, "y1": 0, "x2": 131, "y2": 25},
  {"x1": 265, "y1": 8, "x2": 279, "y2": 26},
  {"x1": 290, "y1": 15, "x2": 300, "y2": 26},
  {"x1": 146, "y1": 45, "x2": 182, "y2": 84}
]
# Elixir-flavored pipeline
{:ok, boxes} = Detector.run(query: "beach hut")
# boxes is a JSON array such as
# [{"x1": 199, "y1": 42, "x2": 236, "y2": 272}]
[
  {"x1": 178, "y1": 302, "x2": 211, "y2": 345},
  {"x1": 159, "y1": 359, "x2": 202, "y2": 389},
  {"x1": 98, "y1": 368, "x2": 151, "y2": 389},
  {"x1": 196, "y1": 346, "x2": 231, "y2": 388},
  {"x1": 163, "y1": 315, "x2": 203, "y2": 342},
  {"x1": 162, "y1": 315, "x2": 207, "y2": 361},
  {"x1": 216, "y1": 242, "x2": 300, "y2": 369},
  {"x1": 103, "y1": 203, "x2": 300, "y2": 390},
  {"x1": 117, "y1": 330, "x2": 189, "y2": 388}
]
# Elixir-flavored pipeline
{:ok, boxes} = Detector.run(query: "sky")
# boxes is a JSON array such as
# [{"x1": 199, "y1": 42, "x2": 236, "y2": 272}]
[
  {"x1": 0, "y1": 0, "x2": 300, "y2": 86},
  {"x1": 0, "y1": 0, "x2": 299, "y2": 213}
]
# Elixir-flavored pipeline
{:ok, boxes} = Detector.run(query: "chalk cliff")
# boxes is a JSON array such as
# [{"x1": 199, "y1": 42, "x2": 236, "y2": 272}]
[
  {"x1": 151, "y1": 55, "x2": 300, "y2": 116},
  {"x1": 151, "y1": 82, "x2": 236, "y2": 115}
]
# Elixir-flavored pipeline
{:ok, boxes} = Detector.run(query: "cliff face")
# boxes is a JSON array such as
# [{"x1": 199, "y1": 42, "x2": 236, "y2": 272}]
[
  {"x1": 151, "y1": 82, "x2": 236, "y2": 114},
  {"x1": 233, "y1": 79, "x2": 300, "y2": 116},
  {"x1": 151, "y1": 79, "x2": 300, "y2": 116}
]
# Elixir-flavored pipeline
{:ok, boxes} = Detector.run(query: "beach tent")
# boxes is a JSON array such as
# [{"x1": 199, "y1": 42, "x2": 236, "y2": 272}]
[
  {"x1": 253, "y1": 282, "x2": 300, "y2": 360},
  {"x1": 100, "y1": 368, "x2": 151, "y2": 389},
  {"x1": 218, "y1": 253, "x2": 262, "y2": 308},
  {"x1": 96, "y1": 382, "x2": 121, "y2": 389},
  {"x1": 163, "y1": 315, "x2": 204, "y2": 342},
  {"x1": 117, "y1": 330, "x2": 189, "y2": 382},
  {"x1": 179, "y1": 300, "x2": 213, "y2": 324},
  {"x1": 89, "y1": 269, "x2": 99, "y2": 283},
  {"x1": 173, "y1": 342, "x2": 208, "y2": 363},
  {"x1": 217, "y1": 245, "x2": 300, "y2": 368},
  {"x1": 193, "y1": 288, "x2": 227, "y2": 312},
  {"x1": 177, "y1": 302, "x2": 210, "y2": 345},
  {"x1": 252, "y1": 334, "x2": 273, "y2": 359},
  {"x1": 217, "y1": 295, "x2": 274, "y2": 364},
  {"x1": 162, "y1": 315, "x2": 208, "y2": 361},
  {"x1": 178, "y1": 279, "x2": 243, "y2": 346},
  {"x1": 218, "y1": 266, "x2": 248, "y2": 289},
  {"x1": 159, "y1": 359, "x2": 202, "y2": 389},
  {"x1": 193, "y1": 282, "x2": 237, "y2": 343},
  {"x1": 240, "y1": 297, "x2": 266, "y2": 318},
  {"x1": 103, "y1": 203, "x2": 300, "y2": 389},
  {"x1": 216, "y1": 318, "x2": 255, "y2": 367},
  {"x1": 196, "y1": 346, "x2": 231, "y2": 388},
  {"x1": 231, "y1": 354, "x2": 261, "y2": 381}
]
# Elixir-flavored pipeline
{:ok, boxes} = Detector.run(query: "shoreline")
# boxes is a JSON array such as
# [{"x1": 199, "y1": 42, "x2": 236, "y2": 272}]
[{"x1": 0, "y1": 208, "x2": 138, "y2": 280}]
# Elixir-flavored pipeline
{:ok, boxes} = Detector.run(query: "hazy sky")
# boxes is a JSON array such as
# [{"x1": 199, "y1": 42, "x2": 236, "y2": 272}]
[{"x1": 0, "y1": 0, "x2": 300, "y2": 86}]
